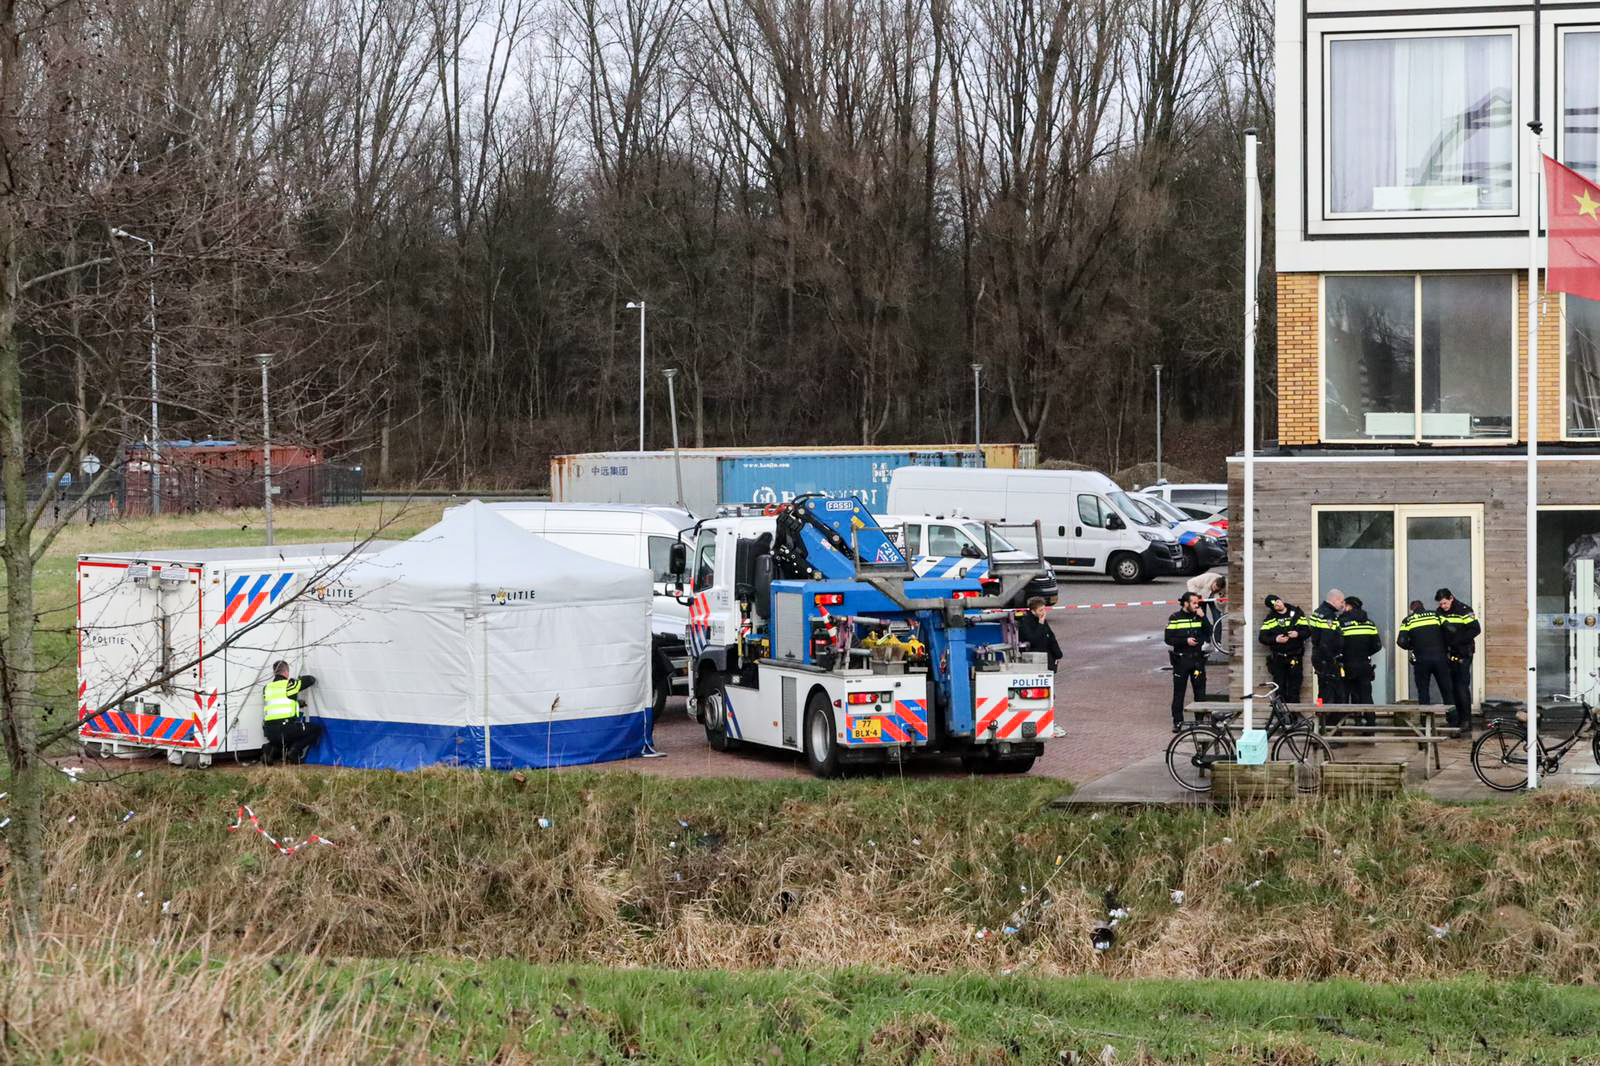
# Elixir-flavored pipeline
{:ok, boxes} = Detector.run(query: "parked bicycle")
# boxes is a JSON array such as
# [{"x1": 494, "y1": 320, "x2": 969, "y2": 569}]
[
  {"x1": 1166, "y1": 682, "x2": 1332, "y2": 793},
  {"x1": 1471, "y1": 677, "x2": 1599, "y2": 792},
  {"x1": 1204, "y1": 606, "x2": 1233, "y2": 659}
]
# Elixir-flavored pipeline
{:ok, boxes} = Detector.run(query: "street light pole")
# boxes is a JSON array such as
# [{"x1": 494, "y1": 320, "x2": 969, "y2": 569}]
[
  {"x1": 1154, "y1": 363, "x2": 1164, "y2": 482},
  {"x1": 970, "y1": 363, "x2": 983, "y2": 460},
  {"x1": 663, "y1": 368, "x2": 685, "y2": 509},
  {"x1": 626, "y1": 301, "x2": 646, "y2": 450},
  {"x1": 255, "y1": 353, "x2": 275, "y2": 546},
  {"x1": 112, "y1": 227, "x2": 160, "y2": 515}
]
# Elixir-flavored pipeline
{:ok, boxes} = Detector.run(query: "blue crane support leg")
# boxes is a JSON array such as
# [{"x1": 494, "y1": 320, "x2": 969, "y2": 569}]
[{"x1": 944, "y1": 623, "x2": 975, "y2": 736}]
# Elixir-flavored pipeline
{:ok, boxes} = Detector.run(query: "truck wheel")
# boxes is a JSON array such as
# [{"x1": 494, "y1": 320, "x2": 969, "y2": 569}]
[
  {"x1": 701, "y1": 674, "x2": 740, "y2": 752},
  {"x1": 1108, "y1": 552, "x2": 1145, "y2": 584},
  {"x1": 995, "y1": 755, "x2": 1036, "y2": 774},
  {"x1": 652, "y1": 669, "x2": 672, "y2": 720},
  {"x1": 803, "y1": 691, "x2": 842, "y2": 779}
]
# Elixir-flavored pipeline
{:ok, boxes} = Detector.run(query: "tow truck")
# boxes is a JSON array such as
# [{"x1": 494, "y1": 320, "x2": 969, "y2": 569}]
[{"x1": 667, "y1": 495, "x2": 1061, "y2": 775}]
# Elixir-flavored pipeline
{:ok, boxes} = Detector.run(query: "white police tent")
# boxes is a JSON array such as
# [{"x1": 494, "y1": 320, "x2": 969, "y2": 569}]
[{"x1": 301, "y1": 501, "x2": 653, "y2": 770}]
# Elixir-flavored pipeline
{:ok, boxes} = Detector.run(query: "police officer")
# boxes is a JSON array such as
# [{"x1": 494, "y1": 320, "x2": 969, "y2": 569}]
[
  {"x1": 1258, "y1": 594, "x2": 1308, "y2": 703},
  {"x1": 1307, "y1": 587, "x2": 1346, "y2": 705},
  {"x1": 1338, "y1": 596, "x2": 1381, "y2": 728},
  {"x1": 1164, "y1": 592, "x2": 1208, "y2": 731},
  {"x1": 1016, "y1": 596, "x2": 1063, "y2": 672},
  {"x1": 1435, "y1": 587, "x2": 1480, "y2": 731},
  {"x1": 1397, "y1": 599, "x2": 1454, "y2": 711},
  {"x1": 262, "y1": 659, "x2": 321, "y2": 765}
]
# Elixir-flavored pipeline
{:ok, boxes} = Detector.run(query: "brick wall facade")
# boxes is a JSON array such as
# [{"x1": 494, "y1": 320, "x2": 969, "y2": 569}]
[{"x1": 1275, "y1": 272, "x2": 1569, "y2": 446}]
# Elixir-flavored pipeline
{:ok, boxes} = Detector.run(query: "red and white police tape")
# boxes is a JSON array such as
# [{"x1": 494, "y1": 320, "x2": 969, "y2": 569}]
[
  {"x1": 1050, "y1": 597, "x2": 1228, "y2": 611},
  {"x1": 227, "y1": 804, "x2": 335, "y2": 856}
]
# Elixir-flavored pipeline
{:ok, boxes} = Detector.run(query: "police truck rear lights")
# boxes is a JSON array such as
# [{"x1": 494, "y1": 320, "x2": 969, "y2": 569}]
[
  {"x1": 951, "y1": 589, "x2": 979, "y2": 600},
  {"x1": 847, "y1": 692, "x2": 890, "y2": 705},
  {"x1": 815, "y1": 593, "x2": 845, "y2": 606},
  {"x1": 1010, "y1": 686, "x2": 1050, "y2": 700}
]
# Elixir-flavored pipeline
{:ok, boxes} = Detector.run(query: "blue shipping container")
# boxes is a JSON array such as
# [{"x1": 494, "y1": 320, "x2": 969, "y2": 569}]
[{"x1": 717, "y1": 451, "x2": 979, "y2": 511}]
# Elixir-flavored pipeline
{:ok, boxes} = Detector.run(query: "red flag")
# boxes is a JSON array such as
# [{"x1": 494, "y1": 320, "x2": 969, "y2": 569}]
[{"x1": 1544, "y1": 155, "x2": 1600, "y2": 302}]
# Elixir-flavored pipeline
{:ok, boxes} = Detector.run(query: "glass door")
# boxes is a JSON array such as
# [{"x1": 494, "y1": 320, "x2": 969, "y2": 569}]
[
  {"x1": 1314, "y1": 505, "x2": 1484, "y2": 704},
  {"x1": 1395, "y1": 507, "x2": 1484, "y2": 702}
]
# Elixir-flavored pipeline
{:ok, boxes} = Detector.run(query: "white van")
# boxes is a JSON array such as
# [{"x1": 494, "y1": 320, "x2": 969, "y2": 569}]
[
  {"x1": 876, "y1": 513, "x2": 1060, "y2": 603},
  {"x1": 886, "y1": 468, "x2": 1184, "y2": 583},
  {"x1": 453, "y1": 502, "x2": 696, "y2": 707}
]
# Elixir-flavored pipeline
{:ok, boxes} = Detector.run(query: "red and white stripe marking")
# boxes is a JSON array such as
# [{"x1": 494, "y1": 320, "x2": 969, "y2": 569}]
[
  {"x1": 1049, "y1": 597, "x2": 1229, "y2": 611},
  {"x1": 975, "y1": 695, "x2": 1055, "y2": 739},
  {"x1": 227, "y1": 805, "x2": 335, "y2": 856}
]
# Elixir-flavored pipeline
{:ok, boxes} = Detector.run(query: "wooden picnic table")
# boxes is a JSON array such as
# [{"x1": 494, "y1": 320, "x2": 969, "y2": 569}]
[{"x1": 1184, "y1": 700, "x2": 1457, "y2": 779}]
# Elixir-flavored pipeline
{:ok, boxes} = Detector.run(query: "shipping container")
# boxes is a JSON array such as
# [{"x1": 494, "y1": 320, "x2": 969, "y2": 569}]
[{"x1": 551, "y1": 445, "x2": 1018, "y2": 513}]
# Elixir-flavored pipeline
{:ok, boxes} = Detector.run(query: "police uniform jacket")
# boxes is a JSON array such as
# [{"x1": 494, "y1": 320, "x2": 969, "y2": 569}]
[
  {"x1": 1438, "y1": 601, "x2": 1481, "y2": 660},
  {"x1": 1339, "y1": 610, "x2": 1381, "y2": 667},
  {"x1": 1397, "y1": 610, "x2": 1448, "y2": 658},
  {"x1": 1258, "y1": 605, "x2": 1308, "y2": 658},
  {"x1": 1164, "y1": 609, "x2": 1207, "y2": 670},
  {"x1": 1308, "y1": 601, "x2": 1344, "y2": 672}
]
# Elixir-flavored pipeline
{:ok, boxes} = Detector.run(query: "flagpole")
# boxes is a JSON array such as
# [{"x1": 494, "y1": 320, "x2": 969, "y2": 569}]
[
  {"x1": 1527, "y1": 123, "x2": 1543, "y2": 790},
  {"x1": 1243, "y1": 128, "x2": 1260, "y2": 732}
]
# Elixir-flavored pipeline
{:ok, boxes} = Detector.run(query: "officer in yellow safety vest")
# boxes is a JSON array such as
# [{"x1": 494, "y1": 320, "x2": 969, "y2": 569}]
[{"x1": 262, "y1": 659, "x2": 321, "y2": 765}]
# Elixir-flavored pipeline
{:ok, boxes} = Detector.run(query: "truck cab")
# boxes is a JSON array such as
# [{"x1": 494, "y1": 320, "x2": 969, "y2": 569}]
[{"x1": 674, "y1": 498, "x2": 1060, "y2": 775}]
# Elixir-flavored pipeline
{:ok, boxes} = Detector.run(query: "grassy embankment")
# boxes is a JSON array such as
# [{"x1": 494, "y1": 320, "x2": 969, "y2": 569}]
[
  {"x1": 7, "y1": 768, "x2": 1600, "y2": 1062},
  {"x1": 8, "y1": 505, "x2": 1600, "y2": 1062}
]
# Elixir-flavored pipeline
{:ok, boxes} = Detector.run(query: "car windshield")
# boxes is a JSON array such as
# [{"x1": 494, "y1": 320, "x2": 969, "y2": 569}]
[
  {"x1": 959, "y1": 521, "x2": 1017, "y2": 553},
  {"x1": 1139, "y1": 495, "x2": 1190, "y2": 524},
  {"x1": 1108, "y1": 490, "x2": 1162, "y2": 528}
]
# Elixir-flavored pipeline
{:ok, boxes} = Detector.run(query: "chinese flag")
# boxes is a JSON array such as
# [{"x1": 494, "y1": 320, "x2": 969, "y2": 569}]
[{"x1": 1544, "y1": 155, "x2": 1600, "y2": 302}]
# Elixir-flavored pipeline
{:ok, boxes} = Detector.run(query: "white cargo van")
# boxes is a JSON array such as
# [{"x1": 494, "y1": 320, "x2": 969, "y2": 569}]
[
  {"x1": 886, "y1": 468, "x2": 1184, "y2": 583},
  {"x1": 460, "y1": 502, "x2": 696, "y2": 708}
]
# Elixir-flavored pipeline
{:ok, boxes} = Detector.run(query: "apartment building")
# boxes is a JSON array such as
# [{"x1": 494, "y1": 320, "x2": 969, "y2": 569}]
[{"x1": 1234, "y1": 0, "x2": 1600, "y2": 705}]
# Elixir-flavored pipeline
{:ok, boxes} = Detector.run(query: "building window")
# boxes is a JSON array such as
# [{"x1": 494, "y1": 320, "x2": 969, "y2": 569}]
[
  {"x1": 1324, "y1": 274, "x2": 1514, "y2": 441},
  {"x1": 1562, "y1": 30, "x2": 1600, "y2": 181},
  {"x1": 1566, "y1": 295, "x2": 1600, "y2": 438},
  {"x1": 1536, "y1": 510, "x2": 1600, "y2": 700},
  {"x1": 1315, "y1": 510, "x2": 1396, "y2": 703},
  {"x1": 1327, "y1": 32, "x2": 1515, "y2": 215}
]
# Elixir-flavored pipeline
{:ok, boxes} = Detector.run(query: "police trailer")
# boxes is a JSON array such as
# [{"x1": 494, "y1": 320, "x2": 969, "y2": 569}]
[
  {"x1": 75, "y1": 542, "x2": 383, "y2": 767},
  {"x1": 671, "y1": 496, "x2": 1060, "y2": 775}
]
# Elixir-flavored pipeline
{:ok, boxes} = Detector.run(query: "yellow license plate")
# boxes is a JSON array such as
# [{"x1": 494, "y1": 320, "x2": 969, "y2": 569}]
[{"x1": 851, "y1": 718, "x2": 882, "y2": 741}]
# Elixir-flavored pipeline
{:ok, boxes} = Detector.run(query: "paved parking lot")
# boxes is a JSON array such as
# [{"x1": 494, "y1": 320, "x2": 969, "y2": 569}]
[{"x1": 599, "y1": 575, "x2": 1202, "y2": 783}]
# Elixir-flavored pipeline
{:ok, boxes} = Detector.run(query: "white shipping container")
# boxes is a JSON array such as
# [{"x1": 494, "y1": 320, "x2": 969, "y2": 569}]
[{"x1": 76, "y1": 542, "x2": 386, "y2": 767}]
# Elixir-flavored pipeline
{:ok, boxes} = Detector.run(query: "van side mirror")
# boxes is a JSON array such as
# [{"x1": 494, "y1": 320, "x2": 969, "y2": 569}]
[
  {"x1": 1106, "y1": 513, "x2": 1125, "y2": 531},
  {"x1": 669, "y1": 541, "x2": 688, "y2": 577},
  {"x1": 960, "y1": 544, "x2": 983, "y2": 559}
]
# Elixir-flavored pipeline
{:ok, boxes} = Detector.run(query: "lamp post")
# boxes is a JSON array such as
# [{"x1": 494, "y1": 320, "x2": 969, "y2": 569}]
[
  {"x1": 970, "y1": 363, "x2": 983, "y2": 459},
  {"x1": 255, "y1": 353, "x2": 275, "y2": 546},
  {"x1": 626, "y1": 301, "x2": 646, "y2": 450},
  {"x1": 1154, "y1": 363, "x2": 1164, "y2": 483},
  {"x1": 112, "y1": 227, "x2": 160, "y2": 515},
  {"x1": 663, "y1": 368, "x2": 685, "y2": 509}
]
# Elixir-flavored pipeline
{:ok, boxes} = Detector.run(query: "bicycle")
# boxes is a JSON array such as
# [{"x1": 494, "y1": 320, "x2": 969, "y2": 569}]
[
  {"x1": 1165, "y1": 682, "x2": 1332, "y2": 794},
  {"x1": 1471, "y1": 677, "x2": 1599, "y2": 792},
  {"x1": 1203, "y1": 606, "x2": 1233, "y2": 659}
]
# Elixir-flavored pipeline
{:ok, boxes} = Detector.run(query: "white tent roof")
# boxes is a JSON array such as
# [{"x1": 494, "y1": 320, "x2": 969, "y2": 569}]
[{"x1": 339, "y1": 500, "x2": 650, "y2": 609}]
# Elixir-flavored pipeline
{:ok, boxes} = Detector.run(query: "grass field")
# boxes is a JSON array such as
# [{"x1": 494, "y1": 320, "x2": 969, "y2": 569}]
[{"x1": 8, "y1": 505, "x2": 1600, "y2": 1063}]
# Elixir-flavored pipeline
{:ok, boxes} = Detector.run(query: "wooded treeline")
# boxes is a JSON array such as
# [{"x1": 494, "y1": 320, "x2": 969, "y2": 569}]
[{"x1": 7, "y1": 0, "x2": 1272, "y2": 488}]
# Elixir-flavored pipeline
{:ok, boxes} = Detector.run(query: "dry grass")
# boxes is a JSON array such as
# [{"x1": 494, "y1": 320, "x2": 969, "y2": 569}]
[{"x1": 13, "y1": 768, "x2": 1600, "y2": 983}]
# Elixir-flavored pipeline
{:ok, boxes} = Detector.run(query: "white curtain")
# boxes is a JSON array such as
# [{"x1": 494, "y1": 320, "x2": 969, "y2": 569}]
[
  {"x1": 1329, "y1": 34, "x2": 1513, "y2": 213},
  {"x1": 1564, "y1": 32, "x2": 1600, "y2": 180}
]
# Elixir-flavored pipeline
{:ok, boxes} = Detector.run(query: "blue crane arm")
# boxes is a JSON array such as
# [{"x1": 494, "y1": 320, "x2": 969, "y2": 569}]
[{"x1": 773, "y1": 495, "x2": 907, "y2": 581}]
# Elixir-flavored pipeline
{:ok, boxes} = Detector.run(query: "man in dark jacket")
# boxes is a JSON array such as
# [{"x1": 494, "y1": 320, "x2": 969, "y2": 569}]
[
  {"x1": 1397, "y1": 599, "x2": 1454, "y2": 712},
  {"x1": 1308, "y1": 588, "x2": 1346, "y2": 705},
  {"x1": 1258, "y1": 594, "x2": 1308, "y2": 703},
  {"x1": 1164, "y1": 592, "x2": 1208, "y2": 731},
  {"x1": 1339, "y1": 596, "x2": 1381, "y2": 728},
  {"x1": 1016, "y1": 596, "x2": 1062, "y2": 673},
  {"x1": 1436, "y1": 587, "x2": 1480, "y2": 731}
]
